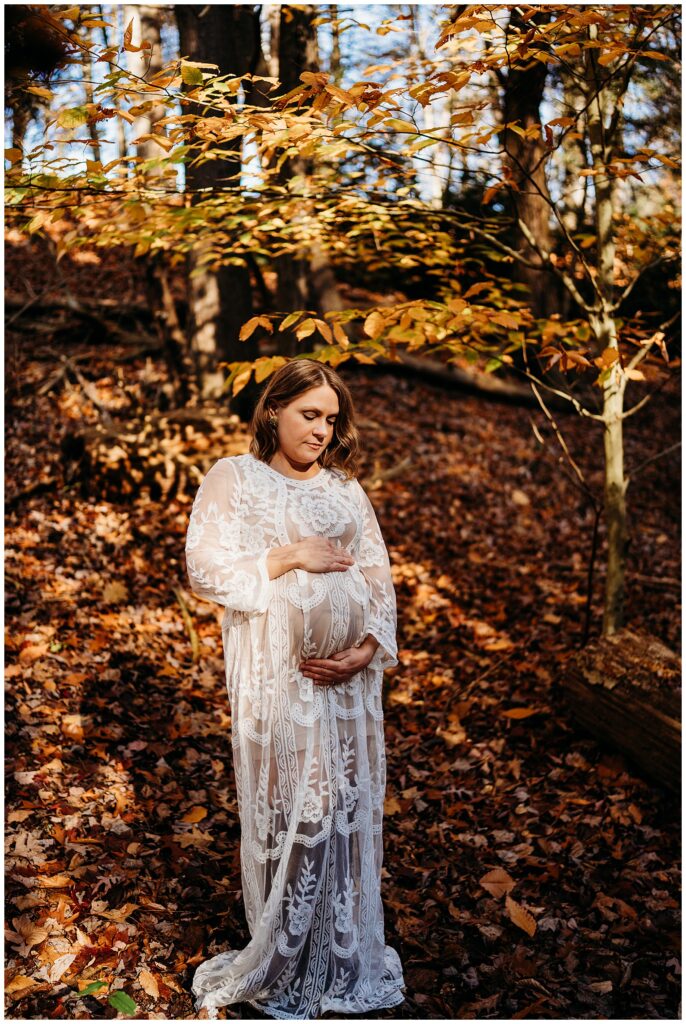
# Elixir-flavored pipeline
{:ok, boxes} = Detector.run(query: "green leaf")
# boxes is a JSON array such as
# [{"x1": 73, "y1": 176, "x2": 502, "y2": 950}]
[
  {"x1": 484, "y1": 357, "x2": 505, "y2": 373},
  {"x1": 181, "y1": 65, "x2": 204, "y2": 87},
  {"x1": 108, "y1": 990, "x2": 138, "y2": 1015},
  {"x1": 76, "y1": 981, "x2": 107, "y2": 998}
]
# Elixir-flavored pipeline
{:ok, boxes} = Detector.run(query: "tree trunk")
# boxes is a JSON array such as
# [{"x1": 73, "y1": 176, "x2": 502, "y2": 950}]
[
  {"x1": 82, "y1": 25, "x2": 101, "y2": 162},
  {"x1": 271, "y1": 5, "x2": 320, "y2": 356},
  {"x1": 408, "y1": 6, "x2": 450, "y2": 210},
  {"x1": 176, "y1": 4, "x2": 260, "y2": 415},
  {"x1": 124, "y1": 4, "x2": 168, "y2": 173},
  {"x1": 584, "y1": 24, "x2": 628, "y2": 636},
  {"x1": 499, "y1": 7, "x2": 557, "y2": 318}
]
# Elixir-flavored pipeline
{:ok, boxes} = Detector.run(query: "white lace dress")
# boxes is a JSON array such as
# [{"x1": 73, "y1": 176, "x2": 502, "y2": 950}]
[{"x1": 184, "y1": 452, "x2": 405, "y2": 1020}]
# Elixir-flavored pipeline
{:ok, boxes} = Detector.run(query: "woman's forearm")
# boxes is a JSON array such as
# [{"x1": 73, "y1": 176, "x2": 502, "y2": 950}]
[
  {"x1": 266, "y1": 543, "x2": 302, "y2": 579},
  {"x1": 358, "y1": 634, "x2": 380, "y2": 655}
]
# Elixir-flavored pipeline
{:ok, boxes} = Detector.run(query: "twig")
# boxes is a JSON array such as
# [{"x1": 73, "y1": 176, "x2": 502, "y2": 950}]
[{"x1": 627, "y1": 441, "x2": 681, "y2": 482}]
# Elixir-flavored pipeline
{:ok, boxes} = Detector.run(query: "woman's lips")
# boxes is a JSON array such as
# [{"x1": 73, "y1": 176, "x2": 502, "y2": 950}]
[{"x1": 306, "y1": 442, "x2": 322, "y2": 449}]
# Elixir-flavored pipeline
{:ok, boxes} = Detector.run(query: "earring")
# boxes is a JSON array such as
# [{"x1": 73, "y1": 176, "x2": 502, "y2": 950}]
[{"x1": 269, "y1": 414, "x2": 277, "y2": 428}]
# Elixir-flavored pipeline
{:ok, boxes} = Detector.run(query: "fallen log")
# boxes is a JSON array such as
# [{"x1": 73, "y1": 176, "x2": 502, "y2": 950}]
[{"x1": 562, "y1": 628, "x2": 681, "y2": 793}]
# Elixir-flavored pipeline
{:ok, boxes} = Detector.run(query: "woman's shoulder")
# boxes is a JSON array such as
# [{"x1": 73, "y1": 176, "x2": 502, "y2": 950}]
[
  {"x1": 201, "y1": 454, "x2": 250, "y2": 484},
  {"x1": 329, "y1": 466, "x2": 365, "y2": 499}
]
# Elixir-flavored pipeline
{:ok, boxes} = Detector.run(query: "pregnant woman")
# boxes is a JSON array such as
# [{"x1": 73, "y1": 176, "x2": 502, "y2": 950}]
[{"x1": 185, "y1": 358, "x2": 405, "y2": 1019}]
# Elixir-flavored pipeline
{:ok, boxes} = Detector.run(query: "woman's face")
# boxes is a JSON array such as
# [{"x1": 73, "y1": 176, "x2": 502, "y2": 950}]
[{"x1": 271, "y1": 384, "x2": 339, "y2": 465}]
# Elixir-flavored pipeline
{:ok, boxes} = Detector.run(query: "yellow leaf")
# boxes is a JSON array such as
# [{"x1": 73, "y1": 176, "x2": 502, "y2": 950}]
[
  {"x1": 123, "y1": 17, "x2": 134, "y2": 48},
  {"x1": 5, "y1": 974, "x2": 36, "y2": 997},
  {"x1": 505, "y1": 893, "x2": 537, "y2": 936},
  {"x1": 254, "y1": 357, "x2": 277, "y2": 383},
  {"x1": 595, "y1": 347, "x2": 619, "y2": 368},
  {"x1": 639, "y1": 50, "x2": 671, "y2": 61},
  {"x1": 502, "y1": 706, "x2": 538, "y2": 719},
  {"x1": 384, "y1": 796, "x2": 402, "y2": 815},
  {"x1": 314, "y1": 318, "x2": 333, "y2": 343},
  {"x1": 5, "y1": 148, "x2": 22, "y2": 164},
  {"x1": 332, "y1": 322, "x2": 349, "y2": 349},
  {"x1": 491, "y1": 311, "x2": 519, "y2": 329},
  {"x1": 55, "y1": 6, "x2": 80, "y2": 19},
  {"x1": 232, "y1": 367, "x2": 253, "y2": 395},
  {"x1": 363, "y1": 311, "x2": 385, "y2": 338},
  {"x1": 182, "y1": 806, "x2": 207, "y2": 823},
  {"x1": 324, "y1": 83, "x2": 354, "y2": 105},
  {"x1": 131, "y1": 132, "x2": 173, "y2": 151},
  {"x1": 295, "y1": 318, "x2": 316, "y2": 341},
  {"x1": 27, "y1": 85, "x2": 53, "y2": 101},
  {"x1": 436, "y1": 725, "x2": 465, "y2": 748},
  {"x1": 385, "y1": 118, "x2": 418, "y2": 134},
  {"x1": 36, "y1": 874, "x2": 73, "y2": 889},
  {"x1": 239, "y1": 316, "x2": 262, "y2": 341}
]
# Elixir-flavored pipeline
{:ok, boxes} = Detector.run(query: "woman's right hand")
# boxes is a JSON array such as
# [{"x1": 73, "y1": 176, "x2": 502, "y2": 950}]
[{"x1": 295, "y1": 536, "x2": 355, "y2": 573}]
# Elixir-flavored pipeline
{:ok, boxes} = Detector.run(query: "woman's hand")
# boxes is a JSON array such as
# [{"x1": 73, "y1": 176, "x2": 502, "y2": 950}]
[
  {"x1": 295, "y1": 536, "x2": 355, "y2": 574},
  {"x1": 299, "y1": 636, "x2": 380, "y2": 686}
]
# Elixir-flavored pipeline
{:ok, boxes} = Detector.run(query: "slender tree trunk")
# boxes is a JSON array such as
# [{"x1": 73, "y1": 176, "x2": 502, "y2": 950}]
[
  {"x1": 113, "y1": 5, "x2": 130, "y2": 165},
  {"x1": 176, "y1": 4, "x2": 259, "y2": 414},
  {"x1": 82, "y1": 25, "x2": 101, "y2": 162},
  {"x1": 124, "y1": 4, "x2": 167, "y2": 173},
  {"x1": 408, "y1": 5, "x2": 449, "y2": 210},
  {"x1": 584, "y1": 25, "x2": 628, "y2": 636}
]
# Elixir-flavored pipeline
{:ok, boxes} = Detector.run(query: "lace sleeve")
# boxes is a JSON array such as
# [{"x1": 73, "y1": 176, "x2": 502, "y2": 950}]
[
  {"x1": 354, "y1": 481, "x2": 398, "y2": 671},
  {"x1": 185, "y1": 458, "x2": 272, "y2": 614}
]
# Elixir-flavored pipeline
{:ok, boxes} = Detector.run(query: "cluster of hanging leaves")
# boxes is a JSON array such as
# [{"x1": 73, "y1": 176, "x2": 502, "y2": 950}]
[{"x1": 5, "y1": 3, "x2": 680, "y2": 393}]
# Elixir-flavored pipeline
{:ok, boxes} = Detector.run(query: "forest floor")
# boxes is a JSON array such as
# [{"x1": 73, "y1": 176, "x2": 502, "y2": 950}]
[{"x1": 5, "y1": 236, "x2": 682, "y2": 1020}]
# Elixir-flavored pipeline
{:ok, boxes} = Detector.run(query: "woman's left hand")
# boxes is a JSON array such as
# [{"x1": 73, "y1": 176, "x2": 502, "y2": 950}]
[{"x1": 300, "y1": 636, "x2": 379, "y2": 686}]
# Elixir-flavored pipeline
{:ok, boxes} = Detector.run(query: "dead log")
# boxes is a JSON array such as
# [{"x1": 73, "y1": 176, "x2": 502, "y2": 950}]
[{"x1": 562, "y1": 628, "x2": 681, "y2": 793}]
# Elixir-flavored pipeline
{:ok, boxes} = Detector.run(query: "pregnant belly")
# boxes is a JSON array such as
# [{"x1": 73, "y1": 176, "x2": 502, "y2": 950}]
[{"x1": 289, "y1": 566, "x2": 370, "y2": 660}]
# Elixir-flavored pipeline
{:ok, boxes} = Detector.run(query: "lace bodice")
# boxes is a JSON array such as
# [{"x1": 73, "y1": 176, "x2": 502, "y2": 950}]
[{"x1": 185, "y1": 453, "x2": 398, "y2": 673}]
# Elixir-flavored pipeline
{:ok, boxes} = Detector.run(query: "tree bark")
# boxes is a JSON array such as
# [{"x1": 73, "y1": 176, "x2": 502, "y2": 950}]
[
  {"x1": 124, "y1": 4, "x2": 168, "y2": 172},
  {"x1": 270, "y1": 5, "x2": 352, "y2": 351},
  {"x1": 584, "y1": 24, "x2": 628, "y2": 636},
  {"x1": 499, "y1": 7, "x2": 557, "y2": 318},
  {"x1": 176, "y1": 4, "x2": 260, "y2": 415}
]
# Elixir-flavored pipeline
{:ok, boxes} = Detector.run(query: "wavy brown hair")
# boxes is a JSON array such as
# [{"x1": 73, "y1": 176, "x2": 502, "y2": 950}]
[{"x1": 248, "y1": 359, "x2": 360, "y2": 479}]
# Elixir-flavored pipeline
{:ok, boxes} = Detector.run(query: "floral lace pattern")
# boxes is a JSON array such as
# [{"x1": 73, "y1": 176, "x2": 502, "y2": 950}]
[{"x1": 185, "y1": 454, "x2": 405, "y2": 1019}]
